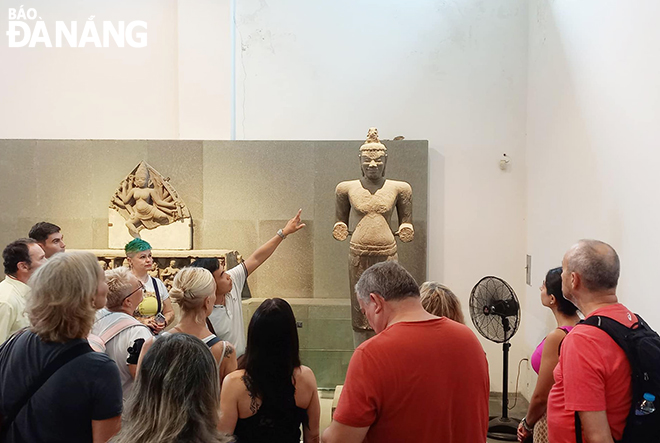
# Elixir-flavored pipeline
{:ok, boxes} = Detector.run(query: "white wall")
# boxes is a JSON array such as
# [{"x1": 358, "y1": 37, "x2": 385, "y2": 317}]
[
  {"x1": 523, "y1": 0, "x2": 660, "y2": 397},
  {"x1": 0, "y1": 0, "x2": 231, "y2": 139},
  {"x1": 0, "y1": 0, "x2": 530, "y2": 392}
]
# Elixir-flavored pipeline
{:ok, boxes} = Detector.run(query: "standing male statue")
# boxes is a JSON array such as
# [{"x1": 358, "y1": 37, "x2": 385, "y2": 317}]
[{"x1": 333, "y1": 128, "x2": 414, "y2": 346}]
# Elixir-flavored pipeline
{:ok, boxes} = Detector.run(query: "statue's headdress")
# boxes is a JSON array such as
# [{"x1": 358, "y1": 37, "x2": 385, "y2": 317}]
[
  {"x1": 135, "y1": 162, "x2": 150, "y2": 181},
  {"x1": 359, "y1": 127, "x2": 387, "y2": 153}
]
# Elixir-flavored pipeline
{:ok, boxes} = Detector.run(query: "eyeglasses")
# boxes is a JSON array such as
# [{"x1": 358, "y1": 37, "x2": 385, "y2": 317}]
[{"x1": 122, "y1": 283, "x2": 145, "y2": 304}]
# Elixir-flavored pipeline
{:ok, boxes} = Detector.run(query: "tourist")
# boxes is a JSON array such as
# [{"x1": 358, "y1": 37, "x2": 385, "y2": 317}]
[
  {"x1": 124, "y1": 238, "x2": 175, "y2": 334},
  {"x1": 91, "y1": 266, "x2": 153, "y2": 401},
  {"x1": 0, "y1": 239, "x2": 47, "y2": 343},
  {"x1": 547, "y1": 240, "x2": 634, "y2": 442},
  {"x1": 158, "y1": 267, "x2": 237, "y2": 386},
  {"x1": 28, "y1": 221, "x2": 66, "y2": 258},
  {"x1": 0, "y1": 251, "x2": 122, "y2": 442},
  {"x1": 114, "y1": 333, "x2": 232, "y2": 443},
  {"x1": 323, "y1": 261, "x2": 489, "y2": 443},
  {"x1": 419, "y1": 281, "x2": 465, "y2": 323},
  {"x1": 517, "y1": 267, "x2": 580, "y2": 442},
  {"x1": 219, "y1": 298, "x2": 320, "y2": 443}
]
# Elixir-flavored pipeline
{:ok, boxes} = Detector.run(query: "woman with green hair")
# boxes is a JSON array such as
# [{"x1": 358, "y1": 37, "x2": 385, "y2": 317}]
[{"x1": 125, "y1": 239, "x2": 175, "y2": 334}]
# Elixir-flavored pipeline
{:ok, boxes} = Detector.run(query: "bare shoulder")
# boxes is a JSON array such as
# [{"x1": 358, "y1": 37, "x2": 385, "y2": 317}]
[
  {"x1": 295, "y1": 365, "x2": 318, "y2": 388},
  {"x1": 545, "y1": 328, "x2": 569, "y2": 348},
  {"x1": 224, "y1": 368, "x2": 246, "y2": 386}
]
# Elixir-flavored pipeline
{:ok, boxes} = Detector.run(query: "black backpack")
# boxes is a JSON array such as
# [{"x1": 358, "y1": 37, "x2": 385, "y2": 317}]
[{"x1": 574, "y1": 314, "x2": 660, "y2": 443}]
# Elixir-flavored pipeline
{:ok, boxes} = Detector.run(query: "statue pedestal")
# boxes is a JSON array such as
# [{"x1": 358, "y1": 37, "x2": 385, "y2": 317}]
[{"x1": 108, "y1": 210, "x2": 192, "y2": 250}]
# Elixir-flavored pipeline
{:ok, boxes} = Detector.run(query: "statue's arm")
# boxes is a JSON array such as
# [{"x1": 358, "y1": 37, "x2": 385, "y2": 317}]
[
  {"x1": 395, "y1": 182, "x2": 414, "y2": 242},
  {"x1": 113, "y1": 186, "x2": 134, "y2": 206},
  {"x1": 333, "y1": 183, "x2": 351, "y2": 241},
  {"x1": 149, "y1": 190, "x2": 178, "y2": 210}
]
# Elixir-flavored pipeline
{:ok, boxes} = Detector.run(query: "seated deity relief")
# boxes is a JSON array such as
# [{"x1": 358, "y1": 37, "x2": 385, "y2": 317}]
[
  {"x1": 159, "y1": 259, "x2": 180, "y2": 290},
  {"x1": 334, "y1": 127, "x2": 414, "y2": 347},
  {"x1": 110, "y1": 162, "x2": 191, "y2": 240}
]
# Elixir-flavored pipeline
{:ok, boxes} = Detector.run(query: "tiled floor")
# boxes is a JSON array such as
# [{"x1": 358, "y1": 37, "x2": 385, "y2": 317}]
[{"x1": 318, "y1": 390, "x2": 529, "y2": 442}]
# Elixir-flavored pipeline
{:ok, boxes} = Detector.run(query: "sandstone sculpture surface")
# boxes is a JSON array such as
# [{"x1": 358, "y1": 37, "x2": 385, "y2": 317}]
[
  {"x1": 333, "y1": 128, "x2": 414, "y2": 346},
  {"x1": 110, "y1": 162, "x2": 190, "y2": 239}
]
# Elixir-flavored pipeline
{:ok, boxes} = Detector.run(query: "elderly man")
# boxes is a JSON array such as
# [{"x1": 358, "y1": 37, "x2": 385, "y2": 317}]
[
  {"x1": 548, "y1": 239, "x2": 634, "y2": 443},
  {"x1": 323, "y1": 261, "x2": 489, "y2": 443},
  {"x1": 0, "y1": 239, "x2": 47, "y2": 343},
  {"x1": 28, "y1": 221, "x2": 66, "y2": 258}
]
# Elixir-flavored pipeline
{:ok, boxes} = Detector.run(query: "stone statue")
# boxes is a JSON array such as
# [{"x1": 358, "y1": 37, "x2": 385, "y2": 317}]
[
  {"x1": 110, "y1": 162, "x2": 191, "y2": 238},
  {"x1": 333, "y1": 128, "x2": 414, "y2": 347},
  {"x1": 147, "y1": 262, "x2": 160, "y2": 279},
  {"x1": 159, "y1": 259, "x2": 179, "y2": 290}
]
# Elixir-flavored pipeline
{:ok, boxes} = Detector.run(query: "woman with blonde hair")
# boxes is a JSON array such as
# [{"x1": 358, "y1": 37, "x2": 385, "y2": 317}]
[
  {"x1": 0, "y1": 251, "x2": 122, "y2": 443},
  {"x1": 114, "y1": 333, "x2": 232, "y2": 443},
  {"x1": 419, "y1": 281, "x2": 465, "y2": 324},
  {"x1": 160, "y1": 267, "x2": 237, "y2": 385}
]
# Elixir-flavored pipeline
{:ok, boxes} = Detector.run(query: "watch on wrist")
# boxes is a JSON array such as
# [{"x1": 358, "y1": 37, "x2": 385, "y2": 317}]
[
  {"x1": 521, "y1": 417, "x2": 534, "y2": 433},
  {"x1": 277, "y1": 228, "x2": 287, "y2": 240}
]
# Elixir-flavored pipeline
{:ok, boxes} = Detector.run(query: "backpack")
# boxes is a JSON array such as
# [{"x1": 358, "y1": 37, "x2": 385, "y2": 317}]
[
  {"x1": 88, "y1": 314, "x2": 149, "y2": 353},
  {"x1": 576, "y1": 314, "x2": 660, "y2": 443}
]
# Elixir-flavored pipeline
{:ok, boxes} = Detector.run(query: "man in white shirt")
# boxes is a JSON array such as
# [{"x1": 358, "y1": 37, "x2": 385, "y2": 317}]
[
  {"x1": 0, "y1": 239, "x2": 47, "y2": 343},
  {"x1": 191, "y1": 209, "x2": 306, "y2": 357}
]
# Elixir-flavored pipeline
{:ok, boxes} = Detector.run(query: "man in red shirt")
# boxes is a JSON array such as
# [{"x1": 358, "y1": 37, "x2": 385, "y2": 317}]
[
  {"x1": 322, "y1": 261, "x2": 489, "y2": 443},
  {"x1": 548, "y1": 239, "x2": 634, "y2": 443}
]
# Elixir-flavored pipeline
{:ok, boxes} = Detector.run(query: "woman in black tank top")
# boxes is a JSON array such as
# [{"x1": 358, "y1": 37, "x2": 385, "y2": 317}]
[{"x1": 219, "y1": 298, "x2": 320, "y2": 443}]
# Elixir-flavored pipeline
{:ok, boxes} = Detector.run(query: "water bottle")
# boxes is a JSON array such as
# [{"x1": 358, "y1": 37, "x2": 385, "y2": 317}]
[{"x1": 635, "y1": 393, "x2": 656, "y2": 416}]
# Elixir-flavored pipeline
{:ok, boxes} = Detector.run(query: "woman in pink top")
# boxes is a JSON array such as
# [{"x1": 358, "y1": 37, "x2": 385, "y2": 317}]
[{"x1": 517, "y1": 267, "x2": 580, "y2": 443}]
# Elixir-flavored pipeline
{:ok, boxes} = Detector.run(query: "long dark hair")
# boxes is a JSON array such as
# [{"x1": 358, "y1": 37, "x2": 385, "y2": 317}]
[
  {"x1": 546, "y1": 267, "x2": 578, "y2": 316},
  {"x1": 240, "y1": 298, "x2": 301, "y2": 406}
]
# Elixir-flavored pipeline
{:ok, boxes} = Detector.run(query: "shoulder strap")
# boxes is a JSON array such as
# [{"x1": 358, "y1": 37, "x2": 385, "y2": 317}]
[
  {"x1": 575, "y1": 411, "x2": 583, "y2": 443},
  {"x1": 557, "y1": 326, "x2": 571, "y2": 335},
  {"x1": 206, "y1": 317, "x2": 216, "y2": 335},
  {"x1": 2, "y1": 341, "x2": 92, "y2": 431},
  {"x1": 581, "y1": 315, "x2": 636, "y2": 351},
  {"x1": 556, "y1": 326, "x2": 571, "y2": 356},
  {"x1": 100, "y1": 317, "x2": 148, "y2": 343},
  {"x1": 573, "y1": 315, "x2": 636, "y2": 443},
  {"x1": 151, "y1": 277, "x2": 162, "y2": 314},
  {"x1": 206, "y1": 336, "x2": 222, "y2": 348}
]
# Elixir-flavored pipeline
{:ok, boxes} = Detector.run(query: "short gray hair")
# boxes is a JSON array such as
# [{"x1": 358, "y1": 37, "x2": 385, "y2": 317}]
[
  {"x1": 568, "y1": 239, "x2": 620, "y2": 291},
  {"x1": 105, "y1": 267, "x2": 135, "y2": 310},
  {"x1": 355, "y1": 261, "x2": 419, "y2": 302}
]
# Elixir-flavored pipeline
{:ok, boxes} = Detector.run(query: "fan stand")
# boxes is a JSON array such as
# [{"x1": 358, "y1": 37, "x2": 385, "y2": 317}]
[{"x1": 487, "y1": 322, "x2": 520, "y2": 440}]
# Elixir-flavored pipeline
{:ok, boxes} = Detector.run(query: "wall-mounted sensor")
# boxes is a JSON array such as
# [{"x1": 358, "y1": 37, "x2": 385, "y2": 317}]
[{"x1": 499, "y1": 153, "x2": 510, "y2": 170}]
